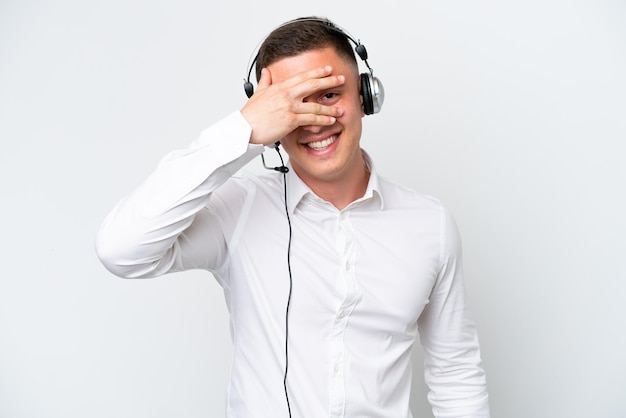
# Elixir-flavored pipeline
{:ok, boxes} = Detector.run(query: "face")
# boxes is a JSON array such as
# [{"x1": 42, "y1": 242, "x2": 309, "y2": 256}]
[{"x1": 267, "y1": 47, "x2": 365, "y2": 188}]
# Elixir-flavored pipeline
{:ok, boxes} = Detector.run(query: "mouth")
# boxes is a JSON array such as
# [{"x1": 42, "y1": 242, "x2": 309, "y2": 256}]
[{"x1": 305, "y1": 135, "x2": 337, "y2": 151}]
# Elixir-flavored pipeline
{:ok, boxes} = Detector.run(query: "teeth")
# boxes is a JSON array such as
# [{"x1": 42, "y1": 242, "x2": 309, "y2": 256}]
[{"x1": 307, "y1": 135, "x2": 337, "y2": 150}]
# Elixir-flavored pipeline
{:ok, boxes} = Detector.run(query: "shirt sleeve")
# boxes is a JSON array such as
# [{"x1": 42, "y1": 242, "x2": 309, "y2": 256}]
[
  {"x1": 417, "y1": 207, "x2": 490, "y2": 418},
  {"x1": 95, "y1": 111, "x2": 264, "y2": 279}
]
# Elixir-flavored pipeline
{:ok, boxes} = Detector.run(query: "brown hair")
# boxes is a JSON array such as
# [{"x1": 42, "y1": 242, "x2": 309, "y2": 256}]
[{"x1": 254, "y1": 17, "x2": 357, "y2": 81}]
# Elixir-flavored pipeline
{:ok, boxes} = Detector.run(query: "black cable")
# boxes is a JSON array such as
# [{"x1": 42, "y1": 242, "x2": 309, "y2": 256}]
[{"x1": 275, "y1": 146, "x2": 293, "y2": 417}]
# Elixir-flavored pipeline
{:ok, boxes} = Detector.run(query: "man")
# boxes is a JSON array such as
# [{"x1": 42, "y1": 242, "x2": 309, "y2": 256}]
[{"x1": 96, "y1": 17, "x2": 489, "y2": 417}]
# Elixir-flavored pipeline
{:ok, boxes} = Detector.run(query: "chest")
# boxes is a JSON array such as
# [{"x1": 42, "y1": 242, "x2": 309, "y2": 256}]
[{"x1": 231, "y1": 204, "x2": 441, "y2": 335}]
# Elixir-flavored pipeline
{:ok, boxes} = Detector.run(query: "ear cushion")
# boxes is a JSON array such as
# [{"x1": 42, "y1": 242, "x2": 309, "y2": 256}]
[
  {"x1": 244, "y1": 81, "x2": 254, "y2": 98},
  {"x1": 360, "y1": 73, "x2": 374, "y2": 115}
]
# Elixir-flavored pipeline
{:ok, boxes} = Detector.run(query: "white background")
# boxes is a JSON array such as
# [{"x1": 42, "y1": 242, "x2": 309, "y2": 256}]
[{"x1": 1, "y1": 0, "x2": 625, "y2": 417}]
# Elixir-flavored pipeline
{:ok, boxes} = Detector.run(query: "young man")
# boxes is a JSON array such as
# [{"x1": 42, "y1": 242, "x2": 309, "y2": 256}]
[{"x1": 96, "y1": 17, "x2": 490, "y2": 418}]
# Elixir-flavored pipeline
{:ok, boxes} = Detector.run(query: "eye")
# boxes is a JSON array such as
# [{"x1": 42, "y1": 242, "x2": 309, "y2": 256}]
[{"x1": 319, "y1": 92, "x2": 340, "y2": 103}]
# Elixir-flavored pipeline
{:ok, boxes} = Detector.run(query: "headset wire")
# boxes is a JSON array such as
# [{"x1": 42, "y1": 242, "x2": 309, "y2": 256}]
[{"x1": 274, "y1": 146, "x2": 293, "y2": 418}]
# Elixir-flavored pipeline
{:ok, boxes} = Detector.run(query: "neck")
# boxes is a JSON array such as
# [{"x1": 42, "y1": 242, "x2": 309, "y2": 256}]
[{"x1": 296, "y1": 153, "x2": 370, "y2": 211}]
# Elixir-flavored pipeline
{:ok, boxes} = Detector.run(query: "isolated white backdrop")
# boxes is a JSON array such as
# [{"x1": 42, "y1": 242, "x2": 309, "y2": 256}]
[{"x1": 1, "y1": 1, "x2": 625, "y2": 417}]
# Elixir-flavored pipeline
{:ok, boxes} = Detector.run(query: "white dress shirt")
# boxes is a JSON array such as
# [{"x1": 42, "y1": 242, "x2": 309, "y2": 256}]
[{"x1": 96, "y1": 111, "x2": 490, "y2": 417}]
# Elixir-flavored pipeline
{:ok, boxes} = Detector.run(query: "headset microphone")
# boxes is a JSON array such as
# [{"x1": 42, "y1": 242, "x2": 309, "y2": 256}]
[{"x1": 261, "y1": 142, "x2": 289, "y2": 173}]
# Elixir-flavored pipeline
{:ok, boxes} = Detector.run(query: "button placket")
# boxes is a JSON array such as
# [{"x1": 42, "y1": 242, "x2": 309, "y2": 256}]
[{"x1": 329, "y1": 210, "x2": 361, "y2": 417}]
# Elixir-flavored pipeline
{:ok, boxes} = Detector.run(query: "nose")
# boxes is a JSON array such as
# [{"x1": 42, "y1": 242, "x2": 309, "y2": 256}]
[{"x1": 301, "y1": 124, "x2": 324, "y2": 133}]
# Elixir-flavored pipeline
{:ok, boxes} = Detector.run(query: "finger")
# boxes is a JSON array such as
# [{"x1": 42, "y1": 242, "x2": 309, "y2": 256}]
[
  {"x1": 294, "y1": 113, "x2": 338, "y2": 127},
  {"x1": 256, "y1": 68, "x2": 272, "y2": 91},
  {"x1": 281, "y1": 66, "x2": 345, "y2": 97},
  {"x1": 282, "y1": 65, "x2": 334, "y2": 89},
  {"x1": 293, "y1": 101, "x2": 345, "y2": 118},
  {"x1": 292, "y1": 74, "x2": 346, "y2": 100}
]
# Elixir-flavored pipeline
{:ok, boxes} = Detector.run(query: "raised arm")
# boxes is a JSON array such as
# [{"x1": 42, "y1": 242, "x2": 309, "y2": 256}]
[
  {"x1": 96, "y1": 65, "x2": 346, "y2": 279},
  {"x1": 95, "y1": 111, "x2": 262, "y2": 279}
]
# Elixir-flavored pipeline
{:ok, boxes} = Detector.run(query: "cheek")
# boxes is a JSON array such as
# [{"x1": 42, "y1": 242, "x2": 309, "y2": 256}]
[
  {"x1": 338, "y1": 96, "x2": 365, "y2": 123},
  {"x1": 278, "y1": 132, "x2": 300, "y2": 154},
  {"x1": 279, "y1": 136, "x2": 294, "y2": 151},
  {"x1": 359, "y1": 95, "x2": 365, "y2": 117}
]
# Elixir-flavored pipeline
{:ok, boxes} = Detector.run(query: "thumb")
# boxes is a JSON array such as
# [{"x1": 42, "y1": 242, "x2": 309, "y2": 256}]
[{"x1": 256, "y1": 68, "x2": 272, "y2": 92}]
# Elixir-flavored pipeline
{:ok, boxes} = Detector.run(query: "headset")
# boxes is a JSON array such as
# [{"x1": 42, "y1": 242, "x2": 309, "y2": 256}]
[{"x1": 243, "y1": 18, "x2": 384, "y2": 115}]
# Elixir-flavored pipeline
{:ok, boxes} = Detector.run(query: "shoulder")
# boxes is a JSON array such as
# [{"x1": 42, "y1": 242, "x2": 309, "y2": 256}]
[
  {"x1": 376, "y1": 174, "x2": 461, "y2": 250},
  {"x1": 376, "y1": 174, "x2": 446, "y2": 214}
]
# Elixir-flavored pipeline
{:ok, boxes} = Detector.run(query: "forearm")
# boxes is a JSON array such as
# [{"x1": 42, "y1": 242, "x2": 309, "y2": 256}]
[
  {"x1": 421, "y1": 321, "x2": 489, "y2": 417},
  {"x1": 418, "y1": 208, "x2": 490, "y2": 417},
  {"x1": 95, "y1": 111, "x2": 262, "y2": 278}
]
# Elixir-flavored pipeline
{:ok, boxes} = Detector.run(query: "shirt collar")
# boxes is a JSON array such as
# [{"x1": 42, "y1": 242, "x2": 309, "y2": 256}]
[{"x1": 285, "y1": 149, "x2": 385, "y2": 214}]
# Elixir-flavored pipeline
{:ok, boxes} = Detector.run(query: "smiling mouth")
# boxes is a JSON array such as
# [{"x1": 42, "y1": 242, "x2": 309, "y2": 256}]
[{"x1": 306, "y1": 135, "x2": 337, "y2": 150}]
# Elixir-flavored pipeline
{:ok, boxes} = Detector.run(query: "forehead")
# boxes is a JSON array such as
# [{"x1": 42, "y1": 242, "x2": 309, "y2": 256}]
[{"x1": 267, "y1": 47, "x2": 358, "y2": 83}]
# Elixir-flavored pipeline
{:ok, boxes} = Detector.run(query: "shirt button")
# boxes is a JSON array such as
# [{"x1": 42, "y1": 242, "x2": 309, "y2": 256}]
[
  {"x1": 333, "y1": 364, "x2": 340, "y2": 374},
  {"x1": 345, "y1": 261, "x2": 351, "y2": 271},
  {"x1": 338, "y1": 311, "x2": 346, "y2": 319}
]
